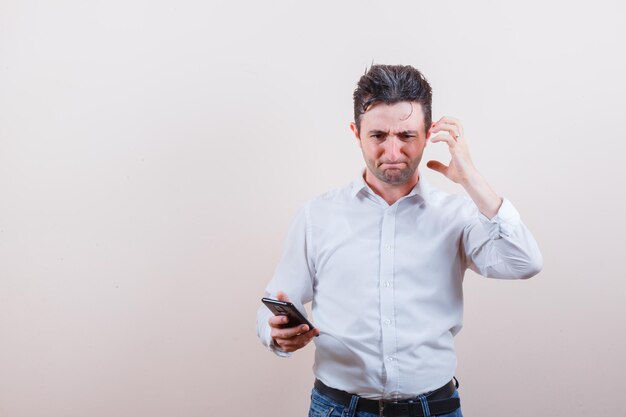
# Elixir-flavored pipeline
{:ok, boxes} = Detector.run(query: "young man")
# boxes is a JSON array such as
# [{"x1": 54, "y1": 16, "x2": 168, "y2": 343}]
[{"x1": 256, "y1": 64, "x2": 543, "y2": 417}]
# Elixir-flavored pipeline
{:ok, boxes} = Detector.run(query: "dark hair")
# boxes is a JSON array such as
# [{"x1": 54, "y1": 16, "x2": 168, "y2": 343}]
[{"x1": 353, "y1": 64, "x2": 432, "y2": 133}]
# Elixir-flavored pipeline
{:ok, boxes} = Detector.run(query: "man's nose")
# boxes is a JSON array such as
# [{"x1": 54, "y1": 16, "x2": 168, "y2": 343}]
[{"x1": 384, "y1": 137, "x2": 402, "y2": 161}]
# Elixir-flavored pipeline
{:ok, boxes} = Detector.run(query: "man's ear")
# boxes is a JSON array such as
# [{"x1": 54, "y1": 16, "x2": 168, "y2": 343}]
[{"x1": 349, "y1": 122, "x2": 362, "y2": 148}]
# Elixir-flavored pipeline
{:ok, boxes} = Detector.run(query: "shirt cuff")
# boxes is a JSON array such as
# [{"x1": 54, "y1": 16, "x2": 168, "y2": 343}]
[{"x1": 477, "y1": 197, "x2": 521, "y2": 239}]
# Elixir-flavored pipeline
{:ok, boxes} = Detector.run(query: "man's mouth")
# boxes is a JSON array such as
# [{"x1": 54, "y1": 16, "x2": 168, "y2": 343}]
[{"x1": 380, "y1": 162, "x2": 405, "y2": 169}]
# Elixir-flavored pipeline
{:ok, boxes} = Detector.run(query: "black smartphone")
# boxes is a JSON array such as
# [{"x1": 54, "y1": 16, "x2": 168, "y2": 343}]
[{"x1": 261, "y1": 298, "x2": 316, "y2": 332}]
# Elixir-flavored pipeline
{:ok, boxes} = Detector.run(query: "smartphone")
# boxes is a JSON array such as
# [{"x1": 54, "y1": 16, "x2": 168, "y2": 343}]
[{"x1": 261, "y1": 297, "x2": 316, "y2": 333}]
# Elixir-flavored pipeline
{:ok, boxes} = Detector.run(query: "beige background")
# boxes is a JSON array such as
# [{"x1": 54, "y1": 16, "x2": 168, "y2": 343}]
[{"x1": 1, "y1": 0, "x2": 625, "y2": 416}]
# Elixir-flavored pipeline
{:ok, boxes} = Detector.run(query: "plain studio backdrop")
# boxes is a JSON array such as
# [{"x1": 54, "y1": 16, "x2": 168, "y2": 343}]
[{"x1": 1, "y1": 1, "x2": 625, "y2": 416}]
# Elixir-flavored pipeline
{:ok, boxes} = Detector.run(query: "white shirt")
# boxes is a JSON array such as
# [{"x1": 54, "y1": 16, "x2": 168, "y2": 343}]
[{"x1": 256, "y1": 172, "x2": 543, "y2": 400}]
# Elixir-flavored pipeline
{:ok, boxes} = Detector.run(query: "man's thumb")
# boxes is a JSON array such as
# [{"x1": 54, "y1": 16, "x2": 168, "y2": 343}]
[
  {"x1": 276, "y1": 291, "x2": 290, "y2": 302},
  {"x1": 426, "y1": 160, "x2": 447, "y2": 175}
]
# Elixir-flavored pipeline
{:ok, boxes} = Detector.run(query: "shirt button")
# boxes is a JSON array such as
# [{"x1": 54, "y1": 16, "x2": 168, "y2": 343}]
[
  {"x1": 384, "y1": 319, "x2": 392, "y2": 325},
  {"x1": 385, "y1": 244, "x2": 392, "y2": 251},
  {"x1": 386, "y1": 356, "x2": 394, "y2": 362},
  {"x1": 384, "y1": 281, "x2": 391, "y2": 287}
]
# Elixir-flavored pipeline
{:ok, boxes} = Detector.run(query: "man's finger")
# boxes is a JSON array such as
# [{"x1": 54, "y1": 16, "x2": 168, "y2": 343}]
[
  {"x1": 290, "y1": 326, "x2": 319, "y2": 342},
  {"x1": 430, "y1": 133, "x2": 457, "y2": 148},
  {"x1": 431, "y1": 123, "x2": 460, "y2": 139},
  {"x1": 276, "y1": 328, "x2": 319, "y2": 351},
  {"x1": 426, "y1": 160, "x2": 448, "y2": 176},
  {"x1": 306, "y1": 328, "x2": 321, "y2": 339},
  {"x1": 271, "y1": 324, "x2": 311, "y2": 339},
  {"x1": 268, "y1": 315, "x2": 289, "y2": 328},
  {"x1": 293, "y1": 329, "x2": 319, "y2": 345},
  {"x1": 435, "y1": 116, "x2": 464, "y2": 137},
  {"x1": 276, "y1": 291, "x2": 290, "y2": 302}
]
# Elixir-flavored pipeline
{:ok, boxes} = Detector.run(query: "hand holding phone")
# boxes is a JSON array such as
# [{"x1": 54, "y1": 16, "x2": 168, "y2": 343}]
[
  {"x1": 263, "y1": 291, "x2": 320, "y2": 353},
  {"x1": 262, "y1": 297, "x2": 316, "y2": 331}
]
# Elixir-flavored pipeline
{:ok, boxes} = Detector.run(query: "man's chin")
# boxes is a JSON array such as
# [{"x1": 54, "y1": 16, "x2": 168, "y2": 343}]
[{"x1": 380, "y1": 169, "x2": 412, "y2": 185}]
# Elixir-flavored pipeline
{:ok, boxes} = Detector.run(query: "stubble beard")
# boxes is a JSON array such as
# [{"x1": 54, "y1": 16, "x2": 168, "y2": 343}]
[{"x1": 367, "y1": 158, "x2": 420, "y2": 185}]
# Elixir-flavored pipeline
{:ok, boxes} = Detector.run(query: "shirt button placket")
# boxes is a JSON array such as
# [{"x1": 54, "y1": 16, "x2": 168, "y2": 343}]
[{"x1": 379, "y1": 206, "x2": 398, "y2": 396}]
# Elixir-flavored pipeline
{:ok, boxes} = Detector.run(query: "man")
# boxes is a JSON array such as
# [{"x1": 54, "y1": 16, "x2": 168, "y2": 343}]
[{"x1": 256, "y1": 64, "x2": 543, "y2": 417}]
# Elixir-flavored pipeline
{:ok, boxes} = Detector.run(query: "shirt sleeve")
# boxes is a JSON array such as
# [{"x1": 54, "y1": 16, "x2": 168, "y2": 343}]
[
  {"x1": 461, "y1": 197, "x2": 543, "y2": 279},
  {"x1": 256, "y1": 203, "x2": 316, "y2": 356}
]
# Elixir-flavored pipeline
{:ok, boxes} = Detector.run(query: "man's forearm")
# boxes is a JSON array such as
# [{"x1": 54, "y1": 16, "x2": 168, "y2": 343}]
[{"x1": 462, "y1": 172, "x2": 503, "y2": 219}]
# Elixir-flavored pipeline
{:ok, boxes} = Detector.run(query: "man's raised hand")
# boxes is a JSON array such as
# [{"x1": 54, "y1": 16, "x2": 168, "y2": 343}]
[{"x1": 427, "y1": 116, "x2": 479, "y2": 186}]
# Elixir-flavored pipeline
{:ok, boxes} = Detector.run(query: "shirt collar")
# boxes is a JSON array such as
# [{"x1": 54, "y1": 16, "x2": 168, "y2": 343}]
[{"x1": 350, "y1": 169, "x2": 432, "y2": 204}]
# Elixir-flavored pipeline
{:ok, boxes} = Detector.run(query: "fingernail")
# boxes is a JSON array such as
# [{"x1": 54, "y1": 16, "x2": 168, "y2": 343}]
[{"x1": 301, "y1": 325, "x2": 308, "y2": 331}]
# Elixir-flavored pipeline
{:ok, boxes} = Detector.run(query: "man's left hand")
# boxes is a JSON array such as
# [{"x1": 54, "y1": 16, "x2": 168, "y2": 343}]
[
  {"x1": 427, "y1": 116, "x2": 479, "y2": 186},
  {"x1": 427, "y1": 116, "x2": 503, "y2": 219}
]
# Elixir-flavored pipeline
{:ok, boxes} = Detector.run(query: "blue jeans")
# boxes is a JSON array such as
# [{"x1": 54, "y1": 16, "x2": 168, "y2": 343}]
[{"x1": 308, "y1": 386, "x2": 463, "y2": 417}]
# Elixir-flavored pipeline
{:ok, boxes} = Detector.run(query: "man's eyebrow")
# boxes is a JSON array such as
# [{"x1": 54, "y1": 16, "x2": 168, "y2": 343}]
[
  {"x1": 368, "y1": 129, "x2": 388, "y2": 135},
  {"x1": 367, "y1": 129, "x2": 420, "y2": 136}
]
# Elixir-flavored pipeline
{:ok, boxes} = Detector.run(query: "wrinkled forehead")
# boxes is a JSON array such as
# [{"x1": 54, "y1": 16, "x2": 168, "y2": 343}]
[{"x1": 361, "y1": 101, "x2": 426, "y2": 133}]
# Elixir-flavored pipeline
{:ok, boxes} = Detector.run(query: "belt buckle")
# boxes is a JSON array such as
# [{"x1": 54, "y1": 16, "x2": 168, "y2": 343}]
[{"x1": 378, "y1": 399, "x2": 384, "y2": 417}]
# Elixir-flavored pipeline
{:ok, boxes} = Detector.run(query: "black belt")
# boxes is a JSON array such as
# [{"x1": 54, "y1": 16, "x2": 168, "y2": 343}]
[{"x1": 314, "y1": 378, "x2": 460, "y2": 417}]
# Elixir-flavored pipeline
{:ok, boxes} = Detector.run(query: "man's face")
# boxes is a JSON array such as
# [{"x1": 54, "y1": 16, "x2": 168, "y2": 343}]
[{"x1": 350, "y1": 101, "x2": 430, "y2": 186}]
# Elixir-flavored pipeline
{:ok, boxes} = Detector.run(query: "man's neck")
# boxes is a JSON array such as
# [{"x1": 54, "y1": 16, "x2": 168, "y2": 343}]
[{"x1": 363, "y1": 169, "x2": 419, "y2": 206}]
